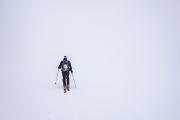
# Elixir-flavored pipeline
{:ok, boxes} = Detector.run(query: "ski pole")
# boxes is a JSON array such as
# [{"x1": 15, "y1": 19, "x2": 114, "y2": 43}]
[
  {"x1": 55, "y1": 69, "x2": 59, "y2": 85},
  {"x1": 71, "y1": 73, "x2": 77, "y2": 88}
]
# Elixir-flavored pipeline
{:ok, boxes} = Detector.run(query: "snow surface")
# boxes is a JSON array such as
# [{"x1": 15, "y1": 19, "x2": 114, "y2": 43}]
[{"x1": 0, "y1": 0, "x2": 180, "y2": 120}]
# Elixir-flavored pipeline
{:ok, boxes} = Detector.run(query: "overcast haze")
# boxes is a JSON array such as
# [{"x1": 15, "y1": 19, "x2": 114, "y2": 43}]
[{"x1": 0, "y1": 0, "x2": 180, "y2": 120}]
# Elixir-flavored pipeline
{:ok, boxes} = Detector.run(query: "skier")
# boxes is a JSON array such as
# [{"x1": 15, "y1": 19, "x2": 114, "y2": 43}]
[{"x1": 58, "y1": 56, "x2": 73, "y2": 93}]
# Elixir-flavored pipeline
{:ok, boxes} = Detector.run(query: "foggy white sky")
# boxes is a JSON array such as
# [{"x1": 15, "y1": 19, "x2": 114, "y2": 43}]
[{"x1": 0, "y1": 0, "x2": 180, "y2": 120}]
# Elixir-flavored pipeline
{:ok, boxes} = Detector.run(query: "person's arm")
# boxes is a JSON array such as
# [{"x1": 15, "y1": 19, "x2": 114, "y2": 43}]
[
  {"x1": 58, "y1": 61, "x2": 62, "y2": 69},
  {"x1": 68, "y1": 61, "x2": 73, "y2": 73}
]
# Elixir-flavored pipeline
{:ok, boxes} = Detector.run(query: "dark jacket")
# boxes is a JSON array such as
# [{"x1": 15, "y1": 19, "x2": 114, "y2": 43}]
[{"x1": 58, "y1": 58, "x2": 73, "y2": 73}]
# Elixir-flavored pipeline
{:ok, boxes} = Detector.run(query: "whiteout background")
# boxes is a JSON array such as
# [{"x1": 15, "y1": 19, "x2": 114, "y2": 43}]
[{"x1": 0, "y1": 0, "x2": 180, "y2": 120}]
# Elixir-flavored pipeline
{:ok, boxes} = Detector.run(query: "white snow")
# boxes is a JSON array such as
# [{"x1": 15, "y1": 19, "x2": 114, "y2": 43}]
[{"x1": 0, "y1": 0, "x2": 180, "y2": 120}]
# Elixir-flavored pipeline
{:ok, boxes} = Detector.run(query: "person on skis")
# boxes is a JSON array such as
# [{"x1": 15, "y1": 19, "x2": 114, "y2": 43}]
[{"x1": 58, "y1": 56, "x2": 73, "y2": 93}]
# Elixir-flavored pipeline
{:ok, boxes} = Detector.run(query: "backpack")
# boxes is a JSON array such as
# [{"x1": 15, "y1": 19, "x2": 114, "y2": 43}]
[{"x1": 62, "y1": 60, "x2": 69, "y2": 72}]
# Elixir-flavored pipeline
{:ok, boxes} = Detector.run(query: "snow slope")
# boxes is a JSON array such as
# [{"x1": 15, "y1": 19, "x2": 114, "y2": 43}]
[{"x1": 0, "y1": 0, "x2": 180, "y2": 120}]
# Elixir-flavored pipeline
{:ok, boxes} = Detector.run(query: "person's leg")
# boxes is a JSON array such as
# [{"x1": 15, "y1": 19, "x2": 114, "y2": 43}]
[
  {"x1": 66, "y1": 71, "x2": 70, "y2": 91},
  {"x1": 62, "y1": 71, "x2": 67, "y2": 93}
]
